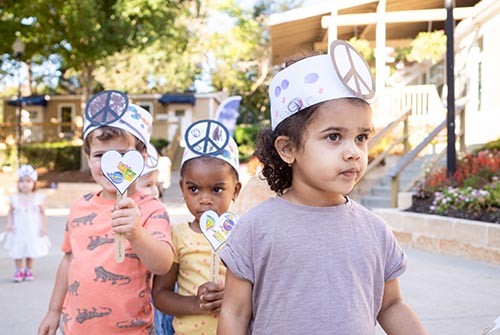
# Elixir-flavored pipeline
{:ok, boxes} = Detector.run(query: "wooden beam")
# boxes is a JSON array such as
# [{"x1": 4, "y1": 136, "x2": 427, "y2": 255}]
[
  {"x1": 360, "y1": 24, "x2": 374, "y2": 39},
  {"x1": 375, "y1": 0, "x2": 387, "y2": 97},
  {"x1": 321, "y1": 7, "x2": 474, "y2": 28},
  {"x1": 328, "y1": 2, "x2": 338, "y2": 48},
  {"x1": 269, "y1": 0, "x2": 378, "y2": 26}
]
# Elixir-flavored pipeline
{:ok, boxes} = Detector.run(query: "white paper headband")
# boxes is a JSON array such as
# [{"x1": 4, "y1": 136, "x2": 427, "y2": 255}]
[{"x1": 269, "y1": 40, "x2": 375, "y2": 130}]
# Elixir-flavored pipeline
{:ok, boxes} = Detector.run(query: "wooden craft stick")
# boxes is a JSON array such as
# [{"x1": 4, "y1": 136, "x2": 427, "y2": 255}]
[
  {"x1": 114, "y1": 190, "x2": 127, "y2": 263},
  {"x1": 210, "y1": 250, "x2": 220, "y2": 283}
]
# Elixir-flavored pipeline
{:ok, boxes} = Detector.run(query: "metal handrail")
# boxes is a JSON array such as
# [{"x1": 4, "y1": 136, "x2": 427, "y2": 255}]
[
  {"x1": 388, "y1": 102, "x2": 466, "y2": 207},
  {"x1": 368, "y1": 108, "x2": 411, "y2": 150},
  {"x1": 365, "y1": 109, "x2": 411, "y2": 175}
]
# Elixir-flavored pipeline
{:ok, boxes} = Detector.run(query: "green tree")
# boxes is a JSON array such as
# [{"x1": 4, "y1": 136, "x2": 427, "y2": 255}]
[
  {"x1": 206, "y1": 0, "x2": 304, "y2": 123},
  {"x1": 0, "y1": 0, "x2": 186, "y2": 96}
]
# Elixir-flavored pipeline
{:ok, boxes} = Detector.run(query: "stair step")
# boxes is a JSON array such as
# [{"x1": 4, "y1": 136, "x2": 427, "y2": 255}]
[
  {"x1": 370, "y1": 185, "x2": 391, "y2": 196},
  {"x1": 360, "y1": 153, "x2": 446, "y2": 209},
  {"x1": 361, "y1": 196, "x2": 392, "y2": 209}
]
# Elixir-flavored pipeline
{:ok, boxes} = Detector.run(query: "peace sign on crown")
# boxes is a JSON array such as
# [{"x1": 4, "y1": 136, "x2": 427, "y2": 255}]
[{"x1": 83, "y1": 90, "x2": 153, "y2": 146}]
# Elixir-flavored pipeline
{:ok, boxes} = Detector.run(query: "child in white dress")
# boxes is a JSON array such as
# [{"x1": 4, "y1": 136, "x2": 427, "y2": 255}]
[{"x1": 4, "y1": 164, "x2": 50, "y2": 282}]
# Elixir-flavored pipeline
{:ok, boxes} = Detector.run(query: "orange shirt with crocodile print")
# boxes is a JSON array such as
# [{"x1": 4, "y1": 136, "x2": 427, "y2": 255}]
[{"x1": 60, "y1": 191, "x2": 172, "y2": 334}]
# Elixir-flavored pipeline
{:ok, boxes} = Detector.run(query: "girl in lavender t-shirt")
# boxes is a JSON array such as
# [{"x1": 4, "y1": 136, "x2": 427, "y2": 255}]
[{"x1": 218, "y1": 40, "x2": 427, "y2": 335}]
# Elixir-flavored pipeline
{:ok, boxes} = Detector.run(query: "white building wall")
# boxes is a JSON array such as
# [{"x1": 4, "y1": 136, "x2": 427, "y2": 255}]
[{"x1": 461, "y1": 12, "x2": 500, "y2": 145}]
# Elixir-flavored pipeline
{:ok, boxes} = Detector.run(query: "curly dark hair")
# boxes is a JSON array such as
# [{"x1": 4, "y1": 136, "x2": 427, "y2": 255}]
[
  {"x1": 255, "y1": 98, "x2": 370, "y2": 195},
  {"x1": 254, "y1": 104, "x2": 319, "y2": 195},
  {"x1": 83, "y1": 126, "x2": 147, "y2": 155}
]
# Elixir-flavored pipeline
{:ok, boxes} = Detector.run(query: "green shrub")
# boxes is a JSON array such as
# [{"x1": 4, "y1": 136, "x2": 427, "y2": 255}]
[
  {"x1": 150, "y1": 138, "x2": 169, "y2": 154},
  {"x1": 0, "y1": 143, "x2": 18, "y2": 168},
  {"x1": 21, "y1": 142, "x2": 81, "y2": 171},
  {"x1": 234, "y1": 123, "x2": 262, "y2": 163},
  {"x1": 477, "y1": 138, "x2": 500, "y2": 152}
]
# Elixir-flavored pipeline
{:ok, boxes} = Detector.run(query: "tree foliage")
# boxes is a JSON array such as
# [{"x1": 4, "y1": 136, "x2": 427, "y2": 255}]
[
  {"x1": 205, "y1": 0, "x2": 304, "y2": 124},
  {"x1": 408, "y1": 30, "x2": 447, "y2": 65},
  {"x1": 0, "y1": 0, "x2": 186, "y2": 95}
]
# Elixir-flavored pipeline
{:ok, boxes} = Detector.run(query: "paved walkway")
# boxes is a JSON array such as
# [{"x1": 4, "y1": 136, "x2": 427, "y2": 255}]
[{"x1": 0, "y1": 171, "x2": 499, "y2": 334}]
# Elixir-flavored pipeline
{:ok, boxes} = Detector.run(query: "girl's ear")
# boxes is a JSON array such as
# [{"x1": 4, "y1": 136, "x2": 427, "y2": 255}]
[
  {"x1": 232, "y1": 181, "x2": 242, "y2": 201},
  {"x1": 274, "y1": 135, "x2": 295, "y2": 165}
]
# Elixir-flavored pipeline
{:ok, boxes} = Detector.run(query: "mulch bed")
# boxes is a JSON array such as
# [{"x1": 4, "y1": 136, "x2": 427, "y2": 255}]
[{"x1": 406, "y1": 194, "x2": 500, "y2": 224}]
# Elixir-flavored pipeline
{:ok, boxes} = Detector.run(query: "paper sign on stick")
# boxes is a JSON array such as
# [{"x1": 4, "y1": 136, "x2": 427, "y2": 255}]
[
  {"x1": 101, "y1": 150, "x2": 144, "y2": 195},
  {"x1": 199, "y1": 210, "x2": 238, "y2": 282},
  {"x1": 200, "y1": 210, "x2": 237, "y2": 251},
  {"x1": 101, "y1": 150, "x2": 145, "y2": 262}
]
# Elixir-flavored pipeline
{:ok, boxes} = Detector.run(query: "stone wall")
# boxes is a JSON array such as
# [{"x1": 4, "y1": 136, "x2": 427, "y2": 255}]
[{"x1": 374, "y1": 209, "x2": 500, "y2": 264}]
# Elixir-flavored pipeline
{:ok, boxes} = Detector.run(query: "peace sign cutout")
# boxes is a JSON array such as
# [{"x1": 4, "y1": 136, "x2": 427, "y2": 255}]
[
  {"x1": 145, "y1": 144, "x2": 159, "y2": 169},
  {"x1": 330, "y1": 40, "x2": 375, "y2": 100},
  {"x1": 184, "y1": 120, "x2": 230, "y2": 156},
  {"x1": 84, "y1": 90, "x2": 129, "y2": 127}
]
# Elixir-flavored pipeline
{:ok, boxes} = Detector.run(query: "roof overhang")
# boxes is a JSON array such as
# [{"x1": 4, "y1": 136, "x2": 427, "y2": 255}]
[
  {"x1": 269, "y1": 0, "x2": 482, "y2": 65},
  {"x1": 7, "y1": 95, "x2": 49, "y2": 106},
  {"x1": 158, "y1": 93, "x2": 196, "y2": 105}
]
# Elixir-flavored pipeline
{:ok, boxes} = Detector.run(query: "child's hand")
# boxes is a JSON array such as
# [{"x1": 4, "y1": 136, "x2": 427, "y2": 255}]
[
  {"x1": 195, "y1": 282, "x2": 225, "y2": 315},
  {"x1": 111, "y1": 197, "x2": 142, "y2": 240},
  {"x1": 6, "y1": 225, "x2": 13, "y2": 232}
]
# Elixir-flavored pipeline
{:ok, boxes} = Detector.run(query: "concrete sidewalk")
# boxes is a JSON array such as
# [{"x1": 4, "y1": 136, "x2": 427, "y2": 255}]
[
  {"x1": 0, "y1": 171, "x2": 499, "y2": 334},
  {"x1": 1, "y1": 210, "x2": 499, "y2": 334}
]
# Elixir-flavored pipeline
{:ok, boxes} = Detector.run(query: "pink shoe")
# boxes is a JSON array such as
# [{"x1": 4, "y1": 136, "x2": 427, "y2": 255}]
[
  {"x1": 24, "y1": 268, "x2": 34, "y2": 281},
  {"x1": 13, "y1": 269, "x2": 24, "y2": 282}
]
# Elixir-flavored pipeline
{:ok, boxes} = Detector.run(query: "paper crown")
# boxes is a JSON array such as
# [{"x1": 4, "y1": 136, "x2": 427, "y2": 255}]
[
  {"x1": 181, "y1": 119, "x2": 239, "y2": 174},
  {"x1": 269, "y1": 40, "x2": 375, "y2": 130},
  {"x1": 83, "y1": 90, "x2": 152, "y2": 146},
  {"x1": 18, "y1": 164, "x2": 38, "y2": 182},
  {"x1": 142, "y1": 143, "x2": 159, "y2": 175}
]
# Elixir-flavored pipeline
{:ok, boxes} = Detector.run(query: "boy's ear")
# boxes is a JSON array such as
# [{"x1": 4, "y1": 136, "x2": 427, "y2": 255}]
[{"x1": 274, "y1": 135, "x2": 295, "y2": 165}]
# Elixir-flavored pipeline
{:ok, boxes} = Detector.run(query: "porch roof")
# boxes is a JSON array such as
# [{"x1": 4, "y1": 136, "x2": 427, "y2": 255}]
[
  {"x1": 158, "y1": 93, "x2": 196, "y2": 105},
  {"x1": 7, "y1": 95, "x2": 49, "y2": 106},
  {"x1": 269, "y1": 0, "x2": 482, "y2": 64}
]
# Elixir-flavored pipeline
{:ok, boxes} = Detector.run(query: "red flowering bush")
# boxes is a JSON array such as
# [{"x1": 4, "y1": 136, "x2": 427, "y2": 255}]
[
  {"x1": 409, "y1": 148, "x2": 500, "y2": 223},
  {"x1": 423, "y1": 150, "x2": 500, "y2": 192}
]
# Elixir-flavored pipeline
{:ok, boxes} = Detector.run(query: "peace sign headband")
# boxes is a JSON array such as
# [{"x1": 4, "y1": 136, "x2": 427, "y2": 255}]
[
  {"x1": 83, "y1": 90, "x2": 153, "y2": 145},
  {"x1": 181, "y1": 119, "x2": 239, "y2": 174},
  {"x1": 269, "y1": 40, "x2": 375, "y2": 130}
]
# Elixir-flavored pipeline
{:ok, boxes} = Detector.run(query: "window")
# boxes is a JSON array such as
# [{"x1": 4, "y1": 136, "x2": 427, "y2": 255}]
[
  {"x1": 22, "y1": 106, "x2": 44, "y2": 142},
  {"x1": 58, "y1": 104, "x2": 75, "y2": 139}
]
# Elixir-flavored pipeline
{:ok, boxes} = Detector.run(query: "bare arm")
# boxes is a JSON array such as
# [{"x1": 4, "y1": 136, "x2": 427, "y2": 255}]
[
  {"x1": 377, "y1": 278, "x2": 427, "y2": 335},
  {"x1": 217, "y1": 269, "x2": 253, "y2": 335},
  {"x1": 6, "y1": 205, "x2": 13, "y2": 231},
  {"x1": 112, "y1": 197, "x2": 174, "y2": 274},
  {"x1": 152, "y1": 262, "x2": 224, "y2": 316},
  {"x1": 39, "y1": 205, "x2": 48, "y2": 235},
  {"x1": 38, "y1": 252, "x2": 71, "y2": 335}
]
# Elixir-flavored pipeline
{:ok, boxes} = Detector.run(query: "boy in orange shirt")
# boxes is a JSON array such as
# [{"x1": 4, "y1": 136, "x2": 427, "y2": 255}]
[{"x1": 38, "y1": 91, "x2": 174, "y2": 335}]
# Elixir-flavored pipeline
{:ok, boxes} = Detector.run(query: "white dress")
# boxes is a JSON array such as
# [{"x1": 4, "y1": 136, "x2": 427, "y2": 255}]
[{"x1": 4, "y1": 193, "x2": 51, "y2": 259}]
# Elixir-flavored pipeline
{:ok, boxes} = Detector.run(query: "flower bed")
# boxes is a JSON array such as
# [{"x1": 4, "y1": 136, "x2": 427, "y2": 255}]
[{"x1": 408, "y1": 145, "x2": 500, "y2": 224}]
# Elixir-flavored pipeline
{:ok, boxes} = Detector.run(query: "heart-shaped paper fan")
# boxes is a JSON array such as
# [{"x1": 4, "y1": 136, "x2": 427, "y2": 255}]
[
  {"x1": 200, "y1": 210, "x2": 238, "y2": 251},
  {"x1": 101, "y1": 150, "x2": 145, "y2": 195}
]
